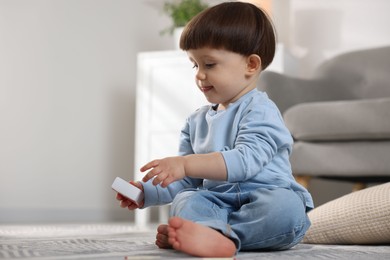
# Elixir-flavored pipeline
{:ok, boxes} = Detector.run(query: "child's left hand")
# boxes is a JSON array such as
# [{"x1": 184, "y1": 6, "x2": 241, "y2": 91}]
[{"x1": 141, "y1": 156, "x2": 186, "y2": 188}]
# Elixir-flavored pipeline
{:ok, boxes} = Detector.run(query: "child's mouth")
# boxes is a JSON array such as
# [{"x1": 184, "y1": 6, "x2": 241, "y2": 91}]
[{"x1": 200, "y1": 86, "x2": 213, "y2": 92}]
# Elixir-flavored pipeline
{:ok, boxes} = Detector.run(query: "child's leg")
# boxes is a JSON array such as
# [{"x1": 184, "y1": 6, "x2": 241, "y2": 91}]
[
  {"x1": 230, "y1": 187, "x2": 310, "y2": 251},
  {"x1": 168, "y1": 190, "x2": 240, "y2": 255},
  {"x1": 167, "y1": 216, "x2": 236, "y2": 257}
]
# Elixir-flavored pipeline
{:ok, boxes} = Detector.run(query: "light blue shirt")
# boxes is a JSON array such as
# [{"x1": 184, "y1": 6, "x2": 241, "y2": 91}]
[{"x1": 142, "y1": 89, "x2": 314, "y2": 209}]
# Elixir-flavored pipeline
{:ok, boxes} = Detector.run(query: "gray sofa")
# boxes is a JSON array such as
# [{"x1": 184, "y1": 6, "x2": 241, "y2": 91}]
[{"x1": 258, "y1": 46, "x2": 390, "y2": 190}]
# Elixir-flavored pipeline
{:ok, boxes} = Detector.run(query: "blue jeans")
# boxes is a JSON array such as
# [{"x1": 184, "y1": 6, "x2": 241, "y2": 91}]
[{"x1": 170, "y1": 183, "x2": 311, "y2": 252}]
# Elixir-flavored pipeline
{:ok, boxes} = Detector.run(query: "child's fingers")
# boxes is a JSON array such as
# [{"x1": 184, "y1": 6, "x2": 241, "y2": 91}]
[
  {"x1": 143, "y1": 167, "x2": 162, "y2": 183},
  {"x1": 152, "y1": 171, "x2": 168, "y2": 186},
  {"x1": 120, "y1": 198, "x2": 140, "y2": 210},
  {"x1": 140, "y1": 160, "x2": 159, "y2": 172},
  {"x1": 161, "y1": 176, "x2": 175, "y2": 188},
  {"x1": 116, "y1": 193, "x2": 125, "y2": 200},
  {"x1": 127, "y1": 203, "x2": 139, "y2": 210},
  {"x1": 130, "y1": 181, "x2": 144, "y2": 191},
  {"x1": 119, "y1": 199, "x2": 131, "y2": 208}
]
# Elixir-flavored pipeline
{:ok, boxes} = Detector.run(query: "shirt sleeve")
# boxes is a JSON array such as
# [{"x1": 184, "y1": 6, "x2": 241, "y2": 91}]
[
  {"x1": 141, "y1": 177, "x2": 202, "y2": 208},
  {"x1": 178, "y1": 117, "x2": 195, "y2": 156},
  {"x1": 221, "y1": 100, "x2": 293, "y2": 182}
]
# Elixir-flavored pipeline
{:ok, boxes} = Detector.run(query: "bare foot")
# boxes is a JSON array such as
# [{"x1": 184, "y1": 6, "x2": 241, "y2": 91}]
[
  {"x1": 167, "y1": 217, "x2": 236, "y2": 257},
  {"x1": 155, "y1": 224, "x2": 172, "y2": 249}
]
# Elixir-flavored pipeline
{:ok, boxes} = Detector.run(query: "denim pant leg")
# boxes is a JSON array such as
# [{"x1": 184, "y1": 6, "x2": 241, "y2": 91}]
[
  {"x1": 170, "y1": 189, "x2": 240, "y2": 246},
  {"x1": 230, "y1": 187, "x2": 311, "y2": 251}
]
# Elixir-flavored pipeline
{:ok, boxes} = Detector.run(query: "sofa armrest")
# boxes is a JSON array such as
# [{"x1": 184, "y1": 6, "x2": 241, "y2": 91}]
[
  {"x1": 284, "y1": 97, "x2": 390, "y2": 141},
  {"x1": 257, "y1": 71, "x2": 361, "y2": 114}
]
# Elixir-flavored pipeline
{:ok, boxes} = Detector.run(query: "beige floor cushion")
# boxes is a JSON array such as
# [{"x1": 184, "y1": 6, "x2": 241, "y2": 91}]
[{"x1": 303, "y1": 182, "x2": 390, "y2": 244}]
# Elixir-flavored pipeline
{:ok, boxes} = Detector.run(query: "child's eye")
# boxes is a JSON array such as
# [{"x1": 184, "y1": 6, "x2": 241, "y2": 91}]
[
  {"x1": 192, "y1": 64, "x2": 198, "y2": 69},
  {"x1": 205, "y1": 63, "x2": 215, "y2": 69}
]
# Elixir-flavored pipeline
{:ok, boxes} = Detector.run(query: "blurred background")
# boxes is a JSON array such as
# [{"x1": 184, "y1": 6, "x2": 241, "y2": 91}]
[{"x1": 1, "y1": 0, "x2": 390, "y2": 224}]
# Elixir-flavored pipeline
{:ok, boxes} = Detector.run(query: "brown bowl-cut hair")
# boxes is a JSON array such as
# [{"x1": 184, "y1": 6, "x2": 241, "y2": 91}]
[{"x1": 180, "y1": 2, "x2": 276, "y2": 71}]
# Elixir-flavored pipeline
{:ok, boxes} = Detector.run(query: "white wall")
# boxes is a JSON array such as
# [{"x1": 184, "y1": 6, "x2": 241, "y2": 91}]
[
  {"x1": 1, "y1": 0, "x2": 390, "y2": 223},
  {"x1": 0, "y1": 0, "x2": 175, "y2": 223},
  {"x1": 273, "y1": 0, "x2": 390, "y2": 77}
]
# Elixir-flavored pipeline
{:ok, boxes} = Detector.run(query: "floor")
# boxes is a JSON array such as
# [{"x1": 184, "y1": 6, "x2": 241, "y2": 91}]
[{"x1": 1, "y1": 223, "x2": 389, "y2": 259}]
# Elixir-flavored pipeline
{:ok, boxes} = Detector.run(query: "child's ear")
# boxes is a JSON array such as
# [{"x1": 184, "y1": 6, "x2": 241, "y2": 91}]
[{"x1": 246, "y1": 54, "x2": 262, "y2": 74}]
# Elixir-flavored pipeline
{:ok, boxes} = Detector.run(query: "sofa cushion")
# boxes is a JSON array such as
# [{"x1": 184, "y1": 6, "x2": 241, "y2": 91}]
[
  {"x1": 284, "y1": 97, "x2": 390, "y2": 141},
  {"x1": 258, "y1": 71, "x2": 360, "y2": 114},
  {"x1": 315, "y1": 46, "x2": 390, "y2": 99},
  {"x1": 290, "y1": 141, "x2": 390, "y2": 177},
  {"x1": 303, "y1": 182, "x2": 390, "y2": 244}
]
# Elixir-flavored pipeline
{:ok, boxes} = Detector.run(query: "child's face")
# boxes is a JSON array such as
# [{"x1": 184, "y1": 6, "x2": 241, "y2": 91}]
[{"x1": 187, "y1": 47, "x2": 259, "y2": 109}]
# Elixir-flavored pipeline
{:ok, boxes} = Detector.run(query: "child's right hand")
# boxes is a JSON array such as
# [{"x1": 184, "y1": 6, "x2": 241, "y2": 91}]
[{"x1": 116, "y1": 181, "x2": 144, "y2": 210}]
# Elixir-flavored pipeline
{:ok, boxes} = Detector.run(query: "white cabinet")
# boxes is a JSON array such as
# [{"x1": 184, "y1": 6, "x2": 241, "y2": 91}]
[{"x1": 134, "y1": 50, "x2": 206, "y2": 227}]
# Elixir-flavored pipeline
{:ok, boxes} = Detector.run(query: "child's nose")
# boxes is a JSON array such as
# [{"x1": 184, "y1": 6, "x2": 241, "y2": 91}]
[{"x1": 195, "y1": 69, "x2": 206, "y2": 80}]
